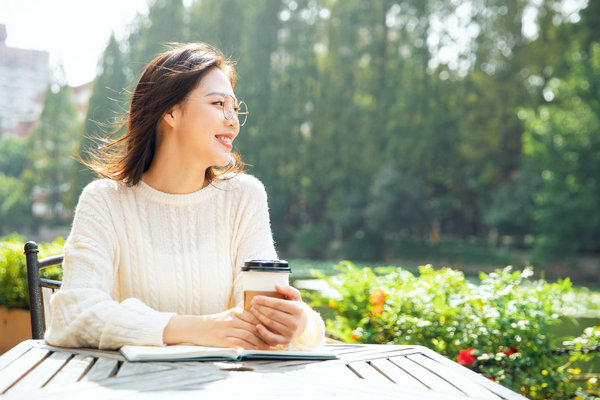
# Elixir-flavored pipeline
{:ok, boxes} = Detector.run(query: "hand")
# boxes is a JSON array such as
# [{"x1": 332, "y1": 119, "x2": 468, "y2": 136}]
[
  {"x1": 163, "y1": 308, "x2": 270, "y2": 350},
  {"x1": 250, "y1": 284, "x2": 308, "y2": 346}
]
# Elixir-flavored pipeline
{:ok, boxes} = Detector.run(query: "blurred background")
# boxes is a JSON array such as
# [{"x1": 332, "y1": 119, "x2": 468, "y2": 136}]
[{"x1": 0, "y1": 0, "x2": 598, "y2": 283}]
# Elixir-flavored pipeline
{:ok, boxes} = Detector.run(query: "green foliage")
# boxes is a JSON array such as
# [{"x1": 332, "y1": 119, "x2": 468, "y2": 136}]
[
  {"x1": 70, "y1": 34, "x2": 129, "y2": 207},
  {"x1": 22, "y1": 82, "x2": 79, "y2": 224},
  {"x1": 0, "y1": 174, "x2": 33, "y2": 231},
  {"x1": 293, "y1": 224, "x2": 332, "y2": 259},
  {"x1": 564, "y1": 326, "x2": 600, "y2": 365},
  {"x1": 0, "y1": 236, "x2": 64, "y2": 309},
  {"x1": 365, "y1": 168, "x2": 429, "y2": 239},
  {"x1": 522, "y1": 41, "x2": 600, "y2": 260},
  {"x1": 560, "y1": 326, "x2": 600, "y2": 399},
  {"x1": 483, "y1": 170, "x2": 540, "y2": 242},
  {"x1": 308, "y1": 262, "x2": 590, "y2": 399},
  {"x1": 0, "y1": 137, "x2": 28, "y2": 177},
  {"x1": 4, "y1": 0, "x2": 596, "y2": 265}
]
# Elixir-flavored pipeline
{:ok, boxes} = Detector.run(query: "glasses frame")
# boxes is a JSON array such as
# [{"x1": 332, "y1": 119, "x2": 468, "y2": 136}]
[{"x1": 185, "y1": 94, "x2": 249, "y2": 126}]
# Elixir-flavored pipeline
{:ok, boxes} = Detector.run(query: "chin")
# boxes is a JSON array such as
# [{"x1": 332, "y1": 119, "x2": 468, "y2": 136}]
[{"x1": 213, "y1": 155, "x2": 233, "y2": 168}]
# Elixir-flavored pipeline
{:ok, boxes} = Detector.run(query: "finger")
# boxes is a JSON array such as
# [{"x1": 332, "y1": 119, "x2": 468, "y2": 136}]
[
  {"x1": 228, "y1": 328, "x2": 270, "y2": 350},
  {"x1": 227, "y1": 311, "x2": 261, "y2": 332},
  {"x1": 251, "y1": 306, "x2": 294, "y2": 337},
  {"x1": 235, "y1": 309, "x2": 261, "y2": 325},
  {"x1": 251, "y1": 303, "x2": 297, "y2": 327},
  {"x1": 251, "y1": 296, "x2": 299, "y2": 315},
  {"x1": 275, "y1": 284, "x2": 301, "y2": 300},
  {"x1": 256, "y1": 324, "x2": 289, "y2": 346}
]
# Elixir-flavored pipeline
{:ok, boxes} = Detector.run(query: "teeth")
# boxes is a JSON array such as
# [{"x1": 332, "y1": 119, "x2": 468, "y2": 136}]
[{"x1": 217, "y1": 136, "x2": 232, "y2": 144}]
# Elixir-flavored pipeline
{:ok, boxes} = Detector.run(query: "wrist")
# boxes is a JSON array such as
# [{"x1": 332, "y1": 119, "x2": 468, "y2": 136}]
[
  {"x1": 294, "y1": 302, "x2": 310, "y2": 340},
  {"x1": 163, "y1": 314, "x2": 207, "y2": 345}
]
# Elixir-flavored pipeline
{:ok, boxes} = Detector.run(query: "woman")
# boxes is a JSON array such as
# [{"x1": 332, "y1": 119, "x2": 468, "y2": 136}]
[{"x1": 46, "y1": 43, "x2": 324, "y2": 350}]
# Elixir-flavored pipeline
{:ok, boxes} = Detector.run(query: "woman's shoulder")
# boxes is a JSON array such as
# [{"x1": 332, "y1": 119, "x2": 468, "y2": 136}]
[
  {"x1": 214, "y1": 173, "x2": 268, "y2": 202},
  {"x1": 79, "y1": 179, "x2": 130, "y2": 202},
  {"x1": 216, "y1": 172, "x2": 265, "y2": 191}
]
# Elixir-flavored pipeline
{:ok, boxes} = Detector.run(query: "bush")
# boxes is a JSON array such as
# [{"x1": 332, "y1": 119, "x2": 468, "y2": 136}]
[
  {"x1": 308, "y1": 262, "x2": 597, "y2": 399},
  {"x1": 0, "y1": 235, "x2": 64, "y2": 309}
]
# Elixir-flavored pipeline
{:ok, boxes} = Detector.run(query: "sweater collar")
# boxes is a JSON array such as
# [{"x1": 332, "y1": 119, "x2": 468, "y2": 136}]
[{"x1": 133, "y1": 179, "x2": 221, "y2": 206}]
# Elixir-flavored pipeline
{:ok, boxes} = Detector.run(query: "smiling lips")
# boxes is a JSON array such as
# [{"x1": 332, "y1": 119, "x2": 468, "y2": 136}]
[{"x1": 216, "y1": 134, "x2": 234, "y2": 149}]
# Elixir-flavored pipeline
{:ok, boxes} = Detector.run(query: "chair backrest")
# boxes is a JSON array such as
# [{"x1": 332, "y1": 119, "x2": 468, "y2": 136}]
[{"x1": 23, "y1": 241, "x2": 63, "y2": 339}]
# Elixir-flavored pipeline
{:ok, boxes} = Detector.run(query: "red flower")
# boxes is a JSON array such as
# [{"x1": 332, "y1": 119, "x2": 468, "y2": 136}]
[
  {"x1": 501, "y1": 347, "x2": 518, "y2": 356},
  {"x1": 350, "y1": 334, "x2": 359, "y2": 341},
  {"x1": 369, "y1": 288, "x2": 386, "y2": 305},
  {"x1": 456, "y1": 347, "x2": 476, "y2": 367}
]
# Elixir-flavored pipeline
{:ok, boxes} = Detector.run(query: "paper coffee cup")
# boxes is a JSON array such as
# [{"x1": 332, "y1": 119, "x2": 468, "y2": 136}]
[{"x1": 242, "y1": 259, "x2": 291, "y2": 311}]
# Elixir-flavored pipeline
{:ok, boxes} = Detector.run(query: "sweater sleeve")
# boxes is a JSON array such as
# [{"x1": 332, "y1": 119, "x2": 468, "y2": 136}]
[
  {"x1": 45, "y1": 182, "x2": 174, "y2": 349},
  {"x1": 230, "y1": 175, "x2": 325, "y2": 349}
]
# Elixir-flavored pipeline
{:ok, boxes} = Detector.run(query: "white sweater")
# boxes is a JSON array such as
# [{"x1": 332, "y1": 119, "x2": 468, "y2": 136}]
[{"x1": 46, "y1": 173, "x2": 324, "y2": 349}]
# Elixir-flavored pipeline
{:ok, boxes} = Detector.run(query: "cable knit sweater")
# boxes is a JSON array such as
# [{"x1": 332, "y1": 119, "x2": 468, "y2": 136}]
[{"x1": 45, "y1": 173, "x2": 324, "y2": 350}]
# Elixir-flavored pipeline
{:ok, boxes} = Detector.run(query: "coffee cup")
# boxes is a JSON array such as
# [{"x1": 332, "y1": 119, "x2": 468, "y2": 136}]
[{"x1": 242, "y1": 259, "x2": 291, "y2": 311}]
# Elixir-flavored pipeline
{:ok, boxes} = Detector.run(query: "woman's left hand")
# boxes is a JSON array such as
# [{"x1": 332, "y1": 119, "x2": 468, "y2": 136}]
[{"x1": 250, "y1": 284, "x2": 308, "y2": 346}]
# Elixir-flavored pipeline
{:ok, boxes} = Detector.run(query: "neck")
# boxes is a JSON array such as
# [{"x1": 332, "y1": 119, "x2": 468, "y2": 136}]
[{"x1": 142, "y1": 151, "x2": 209, "y2": 194}]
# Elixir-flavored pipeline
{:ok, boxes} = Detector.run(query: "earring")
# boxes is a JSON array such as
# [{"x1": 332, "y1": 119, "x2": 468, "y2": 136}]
[{"x1": 227, "y1": 155, "x2": 236, "y2": 168}]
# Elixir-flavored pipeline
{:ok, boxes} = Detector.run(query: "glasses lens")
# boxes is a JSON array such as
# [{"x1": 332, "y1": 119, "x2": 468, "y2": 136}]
[
  {"x1": 238, "y1": 101, "x2": 248, "y2": 126},
  {"x1": 223, "y1": 95, "x2": 234, "y2": 120},
  {"x1": 222, "y1": 95, "x2": 248, "y2": 126}
]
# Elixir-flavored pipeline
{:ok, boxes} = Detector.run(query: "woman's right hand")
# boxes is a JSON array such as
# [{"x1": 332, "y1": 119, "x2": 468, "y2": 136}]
[{"x1": 163, "y1": 309, "x2": 270, "y2": 350}]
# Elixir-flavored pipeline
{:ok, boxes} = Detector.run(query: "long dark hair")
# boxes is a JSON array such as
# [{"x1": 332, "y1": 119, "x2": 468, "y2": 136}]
[{"x1": 87, "y1": 42, "x2": 244, "y2": 185}]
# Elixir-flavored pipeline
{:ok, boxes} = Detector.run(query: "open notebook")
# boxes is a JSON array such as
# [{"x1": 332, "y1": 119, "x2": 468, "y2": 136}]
[{"x1": 120, "y1": 344, "x2": 338, "y2": 362}]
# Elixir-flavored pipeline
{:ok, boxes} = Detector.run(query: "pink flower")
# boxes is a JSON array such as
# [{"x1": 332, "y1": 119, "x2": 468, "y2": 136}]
[{"x1": 457, "y1": 347, "x2": 476, "y2": 367}]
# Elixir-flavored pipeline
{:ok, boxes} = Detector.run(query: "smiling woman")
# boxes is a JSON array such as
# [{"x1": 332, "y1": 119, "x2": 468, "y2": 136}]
[
  {"x1": 87, "y1": 43, "x2": 243, "y2": 190},
  {"x1": 44, "y1": 43, "x2": 325, "y2": 351}
]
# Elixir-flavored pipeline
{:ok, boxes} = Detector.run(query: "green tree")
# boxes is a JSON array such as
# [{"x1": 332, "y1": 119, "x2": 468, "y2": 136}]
[
  {"x1": 0, "y1": 173, "x2": 32, "y2": 232},
  {"x1": 0, "y1": 137, "x2": 28, "y2": 177},
  {"x1": 522, "y1": 41, "x2": 600, "y2": 258},
  {"x1": 54, "y1": 0, "x2": 597, "y2": 262},
  {"x1": 23, "y1": 82, "x2": 78, "y2": 223},
  {"x1": 69, "y1": 34, "x2": 129, "y2": 206},
  {"x1": 128, "y1": 0, "x2": 187, "y2": 79}
]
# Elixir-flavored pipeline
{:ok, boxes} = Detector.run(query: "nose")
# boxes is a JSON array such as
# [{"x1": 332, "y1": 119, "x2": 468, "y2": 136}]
[
  {"x1": 226, "y1": 113, "x2": 240, "y2": 130},
  {"x1": 226, "y1": 115, "x2": 240, "y2": 136}
]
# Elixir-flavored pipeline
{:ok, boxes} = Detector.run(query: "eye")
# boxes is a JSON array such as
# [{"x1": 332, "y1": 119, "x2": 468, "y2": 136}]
[{"x1": 213, "y1": 100, "x2": 225, "y2": 107}]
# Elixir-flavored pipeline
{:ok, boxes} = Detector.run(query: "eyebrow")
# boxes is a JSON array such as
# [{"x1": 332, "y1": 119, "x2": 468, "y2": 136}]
[{"x1": 204, "y1": 91, "x2": 238, "y2": 101}]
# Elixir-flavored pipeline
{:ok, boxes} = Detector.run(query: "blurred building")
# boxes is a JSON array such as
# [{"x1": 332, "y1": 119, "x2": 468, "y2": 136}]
[
  {"x1": 0, "y1": 24, "x2": 49, "y2": 139},
  {"x1": 71, "y1": 81, "x2": 93, "y2": 120}
]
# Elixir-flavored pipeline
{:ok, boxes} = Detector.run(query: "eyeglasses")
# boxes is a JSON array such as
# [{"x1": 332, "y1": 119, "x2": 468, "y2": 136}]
[{"x1": 186, "y1": 94, "x2": 249, "y2": 126}]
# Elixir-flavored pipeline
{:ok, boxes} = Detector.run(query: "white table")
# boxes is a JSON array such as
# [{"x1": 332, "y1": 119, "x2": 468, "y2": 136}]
[{"x1": 0, "y1": 340, "x2": 527, "y2": 399}]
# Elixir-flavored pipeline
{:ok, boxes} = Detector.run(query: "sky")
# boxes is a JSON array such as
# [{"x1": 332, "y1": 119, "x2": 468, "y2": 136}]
[{"x1": 0, "y1": 0, "x2": 150, "y2": 87}]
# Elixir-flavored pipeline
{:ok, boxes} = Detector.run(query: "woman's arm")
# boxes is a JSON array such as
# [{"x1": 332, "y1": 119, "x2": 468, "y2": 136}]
[
  {"x1": 230, "y1": 175, "x2": 325, "y2": 349},
  {"x1": 46, "y1": 182, "x2": 174, "y2": 349},
  {"x1": 163, "y1": 309, "x2": 269, "y2": 349}
]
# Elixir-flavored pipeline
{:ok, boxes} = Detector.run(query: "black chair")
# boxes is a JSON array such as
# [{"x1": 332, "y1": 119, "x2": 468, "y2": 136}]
[{"x1": 23, "y1": 241, "x2": 63, "y2": 339}]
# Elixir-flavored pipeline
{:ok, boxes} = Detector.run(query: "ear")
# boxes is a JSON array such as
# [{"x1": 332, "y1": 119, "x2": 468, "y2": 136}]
[{"x1": 161, "y1": 106, "x2": 178, "y2": 129}]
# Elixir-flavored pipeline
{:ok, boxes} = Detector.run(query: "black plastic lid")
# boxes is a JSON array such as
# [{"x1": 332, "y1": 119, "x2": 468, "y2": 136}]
[{"x1": 242, "y1": 259, "x2": 291, "y2": 273}]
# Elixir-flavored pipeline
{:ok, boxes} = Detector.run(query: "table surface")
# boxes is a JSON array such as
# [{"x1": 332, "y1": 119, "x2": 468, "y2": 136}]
[{"x1": 0, "y1": 340, "x2": 527, "y2": 399}]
